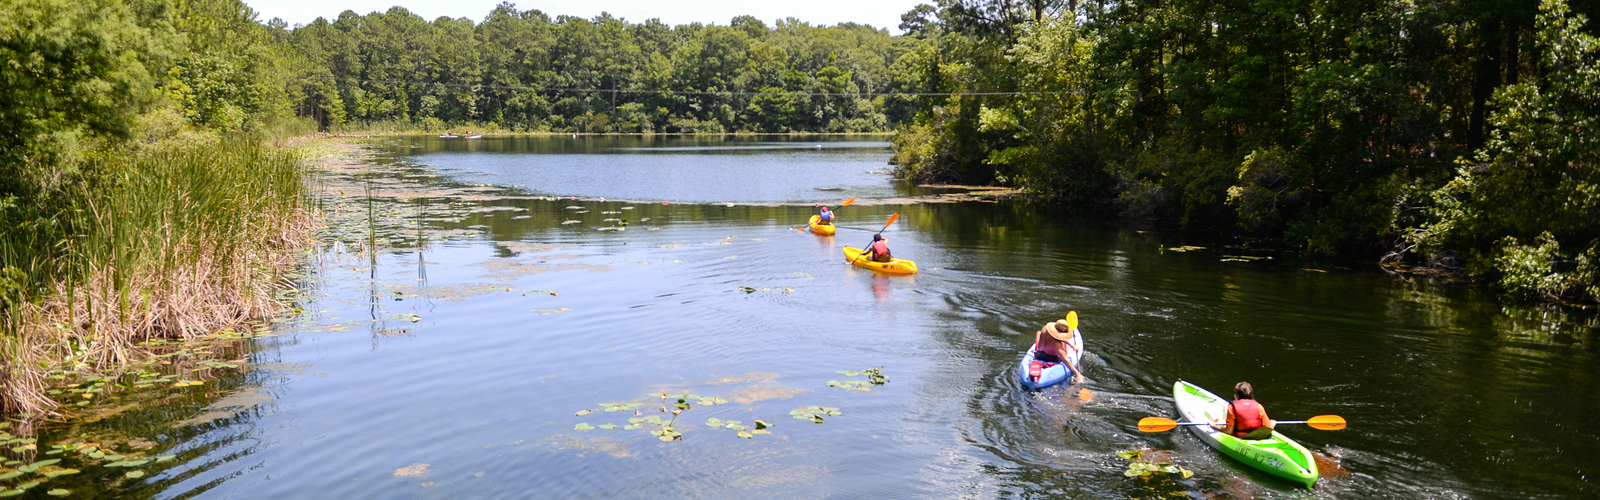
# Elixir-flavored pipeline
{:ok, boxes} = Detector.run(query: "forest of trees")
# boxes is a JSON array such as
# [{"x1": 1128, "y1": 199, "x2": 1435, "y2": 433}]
[
  {"x1": 892, "y1": 0, "x2": 1600, "y2": 304},
  {"x1": 285, "y1": 4, "x2": 928, "y2": 133}
]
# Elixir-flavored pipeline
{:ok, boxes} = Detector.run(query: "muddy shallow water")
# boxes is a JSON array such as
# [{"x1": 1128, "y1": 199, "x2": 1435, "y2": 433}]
[{"x1": 12, "y1": 136, "x2": 1599, "y2": 499}]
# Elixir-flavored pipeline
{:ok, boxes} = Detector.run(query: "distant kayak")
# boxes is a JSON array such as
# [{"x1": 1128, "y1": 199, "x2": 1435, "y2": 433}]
[
  {"x1": 842, "y1": 247, "x2": 917, "y2": 275},
  {"x1": 1173, "y1": 380, "x2": 1319, "y2": 488},
  {"x1": 1018, "y1": 329, "x2": 1083, "y2": 390},
  {"x1": 808, "y1": 215, "x2": 836, "y2": 235}
]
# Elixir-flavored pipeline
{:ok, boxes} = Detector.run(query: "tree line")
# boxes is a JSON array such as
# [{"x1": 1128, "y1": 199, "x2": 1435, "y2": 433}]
[
  {"x1": 286, "y1": 3, "x2": 928, "y2": 133},
  {"x1": 891, "y1": 0, "x2": 1600, "y2": 305}
]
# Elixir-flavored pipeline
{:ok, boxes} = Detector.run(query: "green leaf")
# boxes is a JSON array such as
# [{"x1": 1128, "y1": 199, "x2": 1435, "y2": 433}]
[
  {"x1": 705, "y1": 418, "x2": 723, "y2": 427},
  {"x1": 754, "y1": 420, "x2": 769, "y2": 430},
  {"x1": 47, "y1": 489, "x2": 69, "y2": 496},
  {"x1": 751, "y1": 429, "x2": 770, "y2": 435},
  {"x1": 32, "y1": 459, "x2": 59, "y2": 468},
  {"x1": 574, "y1": 423, "x2": 594, "y2": 430},
  {"x1": 737, "y1": 431, "x2": 752, "y2": 439},
  {"x1": 0, "y1": 471, "x2": 20, "y2": 481},
  {"x1": 125, "y1": 470, "x2": 145, "y2": 479},
  {"x1": 40, "y1": 469, "x2": 79, "y2": 477},
  {"x1": 622, "y1": 424, "x2": 641, "y2": 431},
  {"x1": 658, "y1": 435, "x2": 674, "y2": 442},
  {"x1": 575, "y1": 409, "x2": 593, "y2": 416},
  {"x1": 597, "y1": 424, "x2": 618, "y2": 430},
  {"x1": 0, "y1": 490, "x2": 20, "y2": 498},
  {"x1": 154, "y1": 455, "x2": 176, "y2": 463}
]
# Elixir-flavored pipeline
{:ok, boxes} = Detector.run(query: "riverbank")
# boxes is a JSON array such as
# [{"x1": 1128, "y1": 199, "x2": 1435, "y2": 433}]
[{"x1": 0, "y1": 137, "x2": 324, "y2": 420}]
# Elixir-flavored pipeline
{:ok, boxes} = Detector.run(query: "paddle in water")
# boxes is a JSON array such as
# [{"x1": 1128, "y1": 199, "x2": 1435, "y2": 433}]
[
  {"x1": 798, "y1": 197, "x2": 854, "y2": 231},
  {"x1": 850, "y1": 212, "x2": 899, "y2": 265},
  {"x1": 1136, "y1": 415, "x2": 1347, "y2": 432}
]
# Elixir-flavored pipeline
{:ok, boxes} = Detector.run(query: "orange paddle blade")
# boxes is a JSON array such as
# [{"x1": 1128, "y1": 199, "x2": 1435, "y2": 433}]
[
  {"x1": 885, "y1": 212, "x2": 899, "y2": 227},
  {"x1": 1306, "y1": 415, "x2": 1347, "y2": 430},
  {"x1": 1137, "y1": 417, "x2": 1178, "y2": 432},
  {"x1": 841, "y1": 197, "x2": 855, "y2": 207},
  {"x1": 1066, "y1": 311, "x2": 1078, "y2": 331}
]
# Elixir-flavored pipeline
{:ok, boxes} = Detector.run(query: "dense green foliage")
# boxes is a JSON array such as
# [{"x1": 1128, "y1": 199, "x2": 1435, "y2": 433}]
[
  {"x1": 286, "y1": 3, "x2": 925, "y2": 133},
  {"x1": 893, "y1": 0, "x2": 1600, "y2": 304},
  {"x1": 1, "y1": 0, "x2": 315, "y2": 414}
]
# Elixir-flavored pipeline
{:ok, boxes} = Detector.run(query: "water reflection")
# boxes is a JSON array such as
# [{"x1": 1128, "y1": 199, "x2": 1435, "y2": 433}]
[{"x1": 18, "y1": 137, "x2": 1600, "y2": 499}]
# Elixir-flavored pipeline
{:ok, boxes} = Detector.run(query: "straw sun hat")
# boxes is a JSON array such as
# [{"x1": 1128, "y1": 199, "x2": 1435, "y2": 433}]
[{"x1": 1045, "y1": 319, "x2": 1075, "y2": 341}]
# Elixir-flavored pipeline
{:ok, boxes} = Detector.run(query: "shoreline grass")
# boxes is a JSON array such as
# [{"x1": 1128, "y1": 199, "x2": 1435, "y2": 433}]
[{"x1": 1, "y1": 137, "x2": 314, "y2": 418}]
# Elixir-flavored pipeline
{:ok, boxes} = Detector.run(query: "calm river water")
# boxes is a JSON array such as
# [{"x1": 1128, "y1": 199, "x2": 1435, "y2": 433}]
[{"x1": 24, "y1": 136, "x2": 1600, "y2": 499}]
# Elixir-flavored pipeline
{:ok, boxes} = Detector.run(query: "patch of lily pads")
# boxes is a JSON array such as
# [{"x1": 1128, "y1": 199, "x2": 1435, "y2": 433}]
[
  {"x1": 790, "y1": 406, "x2": 842, "y2": 423},
  {"x1": 0, "y1": 422, "x2": 176, "y2": 497},
  {"x1": 826, "y1": 366, "x2": 888, "y2": 392}
]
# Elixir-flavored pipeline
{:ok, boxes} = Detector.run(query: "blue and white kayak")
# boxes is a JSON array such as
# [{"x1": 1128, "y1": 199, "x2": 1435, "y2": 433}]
[{"x1": 1018, "y1": 327, "x2": 1084, "y2": 390}]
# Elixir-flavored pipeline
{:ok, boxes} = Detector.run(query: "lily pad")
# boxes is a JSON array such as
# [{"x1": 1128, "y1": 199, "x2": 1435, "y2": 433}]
[
  {"x1": 575, "y1": 409, "x2": 594, "y2": 416},
  {"x1": 125, "y1": 470, "x2": 145, "y2": 479},
  {"x1": 47, "y1": 489, "x2": 69, "y2": 497},
  {"x1": 574, "y1": 423, "x2": 594, "y2": 431},
  {"x1": 598, "y1": 424, "x2": 618, "y2": 430}
]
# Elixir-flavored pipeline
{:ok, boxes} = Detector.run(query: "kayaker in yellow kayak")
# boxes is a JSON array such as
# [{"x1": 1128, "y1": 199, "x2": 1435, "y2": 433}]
[
  {"x1": 1032, "y1": 318, "x2": 1085, "y2": 383},
  {"x1": 1211, "y1": 381, "x2": 1277, "y2": 439},
  {"x1": 866, "y1": 234, "x2": 893, "y2": 262},
  {"x1": 819, "y1": 206, "x2": 834, "y2": 225}
]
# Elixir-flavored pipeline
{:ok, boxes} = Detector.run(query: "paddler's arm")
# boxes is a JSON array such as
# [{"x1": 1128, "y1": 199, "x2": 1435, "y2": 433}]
[
  {"x1": 1061, "y1": 339, "x2": 1085, "y2": 383},
  {"x1": 1211, "y1": 405, "x2": 1234, "y2": 433}
]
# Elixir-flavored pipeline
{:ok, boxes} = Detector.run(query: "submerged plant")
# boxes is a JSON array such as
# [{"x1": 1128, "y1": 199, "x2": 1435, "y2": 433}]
[
  {"x1": 1117, "y1": 449, "x2": 1193, "y2": 479},
  {"x1": 827, "y1": 367, "x2": 889, "y2": 391}
]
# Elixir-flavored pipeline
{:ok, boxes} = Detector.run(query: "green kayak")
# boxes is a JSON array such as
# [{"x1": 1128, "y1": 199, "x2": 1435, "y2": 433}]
[{"x1": 1172, "y1": 380, "x2": 1318, "y2": 488}]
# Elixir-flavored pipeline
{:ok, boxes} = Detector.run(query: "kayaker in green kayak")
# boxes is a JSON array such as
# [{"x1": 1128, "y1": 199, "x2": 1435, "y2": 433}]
[{"x1": 1210, "y1": 381, "x2": 1277, "y2": 439}]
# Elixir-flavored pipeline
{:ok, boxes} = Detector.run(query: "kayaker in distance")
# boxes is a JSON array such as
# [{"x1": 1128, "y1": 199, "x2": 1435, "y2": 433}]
[
  {"x1": 866, "y1": 234, "x2": 893, "y2": 262},
  {"x1": 1211, "y1": 381, "x2": 1276, "y2": 439},
  {"x1": 1032, "y1": 318, "x2": 1085, "y2": 383},
  {"x1": 819, "y1": 206, "x2": 834, "y2": 225}
]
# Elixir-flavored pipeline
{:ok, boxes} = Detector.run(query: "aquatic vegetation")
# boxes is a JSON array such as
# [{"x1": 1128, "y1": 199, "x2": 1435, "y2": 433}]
[
  {"x1": 827, "y1": 367, "x2": 888, "y2": 391},
  {"x1": 0, "y1": 423, "x2": 177, "y2": 496},
  {"x1": 790, "y1": 406, "x2": 841, "y2": 423},
  {"x1": 1117, "y1": 449, "x2": 1192, "y2": 479}
]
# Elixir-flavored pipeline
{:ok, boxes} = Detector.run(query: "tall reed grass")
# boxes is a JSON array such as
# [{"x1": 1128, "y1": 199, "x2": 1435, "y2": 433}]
[{"x1": 0, "y1": 139, "x2": 310, "y2": 416}]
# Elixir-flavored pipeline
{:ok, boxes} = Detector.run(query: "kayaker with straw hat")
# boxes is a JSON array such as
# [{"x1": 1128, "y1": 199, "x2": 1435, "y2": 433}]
[{"x1": 1031, "y1": 317, "x2": 1084, "y2": 384}]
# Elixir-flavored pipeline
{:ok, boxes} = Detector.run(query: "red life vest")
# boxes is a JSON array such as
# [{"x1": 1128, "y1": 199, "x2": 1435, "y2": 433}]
[
  {"x1": 1230, "y1": 399, "x2": 1264, "y2": 437},
  {"x1": 870, "y1": 239, "x2": 890, "y2": 256}
]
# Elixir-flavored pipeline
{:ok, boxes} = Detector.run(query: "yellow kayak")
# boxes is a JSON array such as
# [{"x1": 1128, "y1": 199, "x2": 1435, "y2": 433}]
[
  {"x1": 808, "y1": 215, "x2": 836, "y2": 235},
  {"x1": 843, "y1": 247, "x2": 917, "y2": 275}
]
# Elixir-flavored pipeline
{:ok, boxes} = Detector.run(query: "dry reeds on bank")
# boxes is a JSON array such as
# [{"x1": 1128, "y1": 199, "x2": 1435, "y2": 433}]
[{"x1": 0, "y1": 139, "x2": 312, "y2": 417}]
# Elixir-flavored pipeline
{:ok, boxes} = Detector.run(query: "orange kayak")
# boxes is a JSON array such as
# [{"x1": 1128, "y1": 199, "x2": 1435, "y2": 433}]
[
  {"x1": 842, "y1": 247, "x2": 917, "y2": 275},
  {"x1": 808, "y1": 215, "x2": 836, "y2": 235}
]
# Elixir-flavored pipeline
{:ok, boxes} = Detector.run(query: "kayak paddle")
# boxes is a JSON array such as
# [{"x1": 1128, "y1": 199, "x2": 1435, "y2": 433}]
[
  {"x1": 850, "y1": 212, "x2": 900, "y2": 265},
  {"x1": 798, "y1": 197, "x2": 854, "y2": 231},
  {"x1": 1137, "y1": 415, "x2": 1347, "y2": 432}
]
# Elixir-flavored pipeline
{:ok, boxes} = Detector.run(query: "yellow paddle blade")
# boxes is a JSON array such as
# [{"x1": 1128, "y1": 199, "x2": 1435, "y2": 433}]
[
  {"x1": 1066, "y1": 311, "x2": 1078, "y2": 331},
  {"x1": 1137, "y1": 417, "x2": 1178, "y2": 432},
  {"x1": 841, "y1": 197, "x2": 855, "y2": 207},
  {"x1": 1307, "y1": 415, "x2": 1347, "y2": 430}
]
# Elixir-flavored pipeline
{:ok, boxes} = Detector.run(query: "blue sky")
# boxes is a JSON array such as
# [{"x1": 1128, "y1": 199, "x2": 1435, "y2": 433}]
[{"x1": 252, "y1": 0, "x2": 927, "y2": 34}]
